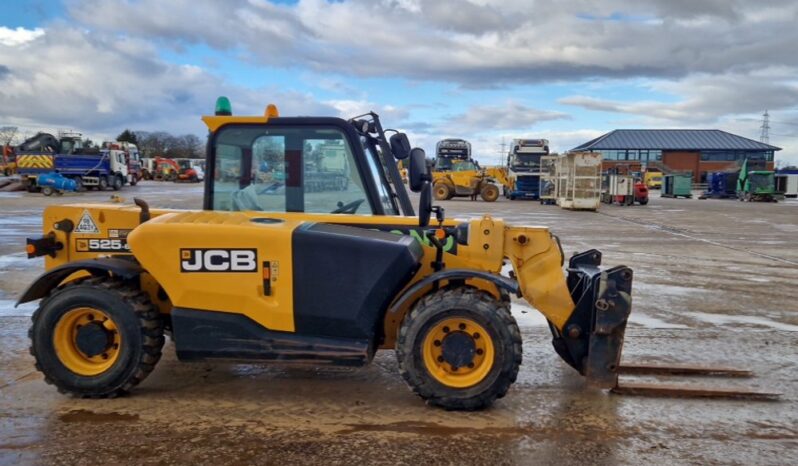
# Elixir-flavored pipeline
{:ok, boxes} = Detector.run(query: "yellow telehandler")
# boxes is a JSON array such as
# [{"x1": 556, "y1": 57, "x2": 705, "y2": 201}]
[
  {"x1": 431, "y1": 160, "x2": 505, "y2": 202},
  {"x1": 19, "y1": 99, "x2": 775, "y2": 409}
]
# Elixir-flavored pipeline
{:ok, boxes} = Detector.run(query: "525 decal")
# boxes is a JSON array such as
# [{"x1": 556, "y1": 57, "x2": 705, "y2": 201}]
[
  {"x1": 180, "y1": 248, "x2": 258, "y2": 273},
  {"x1": 76, "y1": 238, "x2": 130, "y2": 253}
]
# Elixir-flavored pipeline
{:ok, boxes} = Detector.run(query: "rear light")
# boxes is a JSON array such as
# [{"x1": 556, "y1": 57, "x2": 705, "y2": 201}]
[{"x1": 26, "y1": 234, "x2": 62, "y2": 258}]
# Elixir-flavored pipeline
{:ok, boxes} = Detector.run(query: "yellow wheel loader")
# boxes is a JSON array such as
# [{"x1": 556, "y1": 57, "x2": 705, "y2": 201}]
[{"x1": 19, "y1": 98, "x2": 773, "y2": 409}]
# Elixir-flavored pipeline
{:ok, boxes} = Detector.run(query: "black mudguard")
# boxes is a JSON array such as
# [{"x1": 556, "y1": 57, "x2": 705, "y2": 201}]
[
  {"x1": 16, "y1": 257, "x2": 143, "y2": 305},
  {"x1": 386, "y1": 268, "x2": 520, "y2": 320}
]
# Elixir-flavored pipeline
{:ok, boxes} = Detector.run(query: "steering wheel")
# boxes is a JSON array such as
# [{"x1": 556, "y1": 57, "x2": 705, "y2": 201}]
[{"x1": 331, "y1": 198, "x2": 365, "y2": 214}]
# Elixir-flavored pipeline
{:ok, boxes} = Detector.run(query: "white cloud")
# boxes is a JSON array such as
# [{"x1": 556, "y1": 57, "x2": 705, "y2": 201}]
[
  {"x1": 0, "y1": 24, "x2": 339, "y2": 138},
  {"x1": 3, "y1": 0, "x2": 798, "y2": 168},
  {"x1": 561, "y1": 74, "x2": 798, "y2": 126},
  {"x1": 64, "y1": 0, "x2": 798, "y2": 87},
  {"x1": 323, "y1": 99, "x2": 410, "y2": 122},
  {"x1": 0, "y1": 26, "x2": 45, "y2": 46}
]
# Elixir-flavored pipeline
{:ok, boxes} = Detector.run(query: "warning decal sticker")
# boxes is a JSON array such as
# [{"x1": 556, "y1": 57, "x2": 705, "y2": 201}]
[{"x1": 75, "y1": 210, "x2": 100, "y2": 234}]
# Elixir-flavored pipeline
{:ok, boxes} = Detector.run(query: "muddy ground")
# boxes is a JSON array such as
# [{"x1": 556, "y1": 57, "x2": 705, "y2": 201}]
[{"x1": 1, "y1": 180, "x2": 796, "y2": 465}]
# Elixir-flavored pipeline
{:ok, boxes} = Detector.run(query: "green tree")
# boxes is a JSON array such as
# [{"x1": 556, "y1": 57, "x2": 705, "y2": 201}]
[{"x1": 116, "y1": 129, "x2": 139, "y2": 145}]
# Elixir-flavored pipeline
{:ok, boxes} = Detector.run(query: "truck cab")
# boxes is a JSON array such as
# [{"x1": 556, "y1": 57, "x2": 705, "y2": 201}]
[
  {"x1": 434, "y1": 139, "x2": 471, "y2": 171},
  {"x1": 101, "y1": 148, "x2": 131, "y2": 189},
  {"x1": 121, "y1": 142, "x2": 141, "y2": 185},
  {"x1": 505, "y1": 138, "x2": 549, "y2": 200},
  {"x1": 644, "y1": 170, "x2": 663, "y2": 189}
]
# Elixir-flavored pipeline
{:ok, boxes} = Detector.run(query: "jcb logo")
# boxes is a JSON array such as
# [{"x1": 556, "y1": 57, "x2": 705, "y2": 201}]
[{"x1": 180, "y1": 248, "x2": 257, "y2": 273}]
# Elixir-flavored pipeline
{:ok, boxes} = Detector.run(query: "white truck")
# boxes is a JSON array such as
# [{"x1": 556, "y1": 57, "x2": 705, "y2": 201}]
[
  {"x1": 775, "y1": 173, "x2": 798, "y2": 198},
  {"x1": 505, "y1": 139, "x2": 549, "y2": 200}
]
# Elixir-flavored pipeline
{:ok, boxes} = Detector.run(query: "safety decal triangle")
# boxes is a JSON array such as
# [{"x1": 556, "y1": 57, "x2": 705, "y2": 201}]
[{"x1": 75, "y1": 209, "x2": 100, "y2": 234}]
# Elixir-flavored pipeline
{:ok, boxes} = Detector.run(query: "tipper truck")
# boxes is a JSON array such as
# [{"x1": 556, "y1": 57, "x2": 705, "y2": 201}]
[{"x1": 16, "y1": 133, "x2": 130, "y2": 192}]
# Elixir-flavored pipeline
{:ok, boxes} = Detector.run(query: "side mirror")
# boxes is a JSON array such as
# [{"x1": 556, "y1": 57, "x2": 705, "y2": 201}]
[
  {"x1": 389, "y1": 133, "x2": 411, "y2": 160},
  {"x1": 408, "y1": 147, "x2": 428, "y2": 192},
  {"x1": 418, "y1": 182, "x2": 432, "y2": 227}
]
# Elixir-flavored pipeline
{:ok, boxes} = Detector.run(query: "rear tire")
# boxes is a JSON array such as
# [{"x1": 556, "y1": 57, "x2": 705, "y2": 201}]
[
  {"x1": 29, "y1": 277, "x2": 165, "y2": 397},
  {"x1": 396, "y1": 287, "x2": 522, "y2": 410},
  {"x1": 433, "y1": 183, "x2": 451, "y2": 201},
  {"x1": 98, "y1": 176, "x2": 108, "y2": 190}
]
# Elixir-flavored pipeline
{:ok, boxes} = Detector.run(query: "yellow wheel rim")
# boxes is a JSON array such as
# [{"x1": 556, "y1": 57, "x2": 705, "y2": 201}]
[
  {"x1": 434, "y1": 185, "x2": 448, "y2": 199},
  {"x1": 52, "y1": 307, "x2": 122, "y2": 376},
  {"x1": 422, "y1": 317, "x2": 495, "y2": 388}
]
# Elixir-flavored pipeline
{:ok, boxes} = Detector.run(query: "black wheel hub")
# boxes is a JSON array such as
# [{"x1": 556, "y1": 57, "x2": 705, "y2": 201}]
[
  {"x1": 441, "y1": 332, "x2": 476, "y2": 369},
  {"x1": 75, "y1": 322, "x2": 113, "y2": 357}
]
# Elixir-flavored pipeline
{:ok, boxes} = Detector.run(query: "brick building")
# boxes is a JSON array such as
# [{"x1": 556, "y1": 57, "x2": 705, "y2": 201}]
[{"x1": 570, "y1": 129, "x2": 780, "y2": 182}]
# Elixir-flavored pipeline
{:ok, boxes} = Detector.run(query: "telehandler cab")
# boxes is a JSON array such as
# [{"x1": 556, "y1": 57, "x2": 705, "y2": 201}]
[{"x1": 19, "y1": 98, "x2": 773, "y2": 409}]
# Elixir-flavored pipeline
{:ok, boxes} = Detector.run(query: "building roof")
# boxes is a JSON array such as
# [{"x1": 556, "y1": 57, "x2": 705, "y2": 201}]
[{"x1": 571, "y1": 129, "x2": 781, "y2": 152}]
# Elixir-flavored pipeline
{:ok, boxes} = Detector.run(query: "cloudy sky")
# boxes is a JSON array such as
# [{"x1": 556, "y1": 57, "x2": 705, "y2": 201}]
[{"x1": 2, "y1": 0, "x2": 798, "y2": 165}]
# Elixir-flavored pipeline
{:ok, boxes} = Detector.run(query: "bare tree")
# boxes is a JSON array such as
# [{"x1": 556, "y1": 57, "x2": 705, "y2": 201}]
[
  {"x1": 128, "y1": 131, "x2": 205, "y2": 159},
  {"x1": 0, "y1": 126, "x2": 17, "y2": 147}
]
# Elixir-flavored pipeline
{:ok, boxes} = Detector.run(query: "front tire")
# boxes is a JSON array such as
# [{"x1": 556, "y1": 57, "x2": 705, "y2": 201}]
[
  {"x1": 29, "y1": 277, "x2": 164, "y2": 397},
  {"x1": 396, "y1": 287, "x2": 522, "y2": 410},
  {"x1": 112, "y1": 175, "x2": 123, "y2": 191},
  {"x1": 480, "y1": 184, "x2": 499, "y2": 202}
]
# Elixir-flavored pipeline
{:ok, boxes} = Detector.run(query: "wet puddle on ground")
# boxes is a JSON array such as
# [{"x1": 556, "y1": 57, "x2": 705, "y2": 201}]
[{"x1": 59, "y1": 409, "x2": 140, "y2": 423}]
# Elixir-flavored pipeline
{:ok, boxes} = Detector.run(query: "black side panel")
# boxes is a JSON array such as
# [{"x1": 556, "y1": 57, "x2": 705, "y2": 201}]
[
  {"x1": 171, "y1": 308, "x2": 370, "y2": 366},
  {"x1": 292, "y1": 223, "x2": 423, "y2": 341}
]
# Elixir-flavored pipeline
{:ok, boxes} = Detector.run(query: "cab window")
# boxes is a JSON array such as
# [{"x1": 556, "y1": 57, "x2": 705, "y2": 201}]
[{"x1": 211, "y1": 126, "x2": 373, "y2": 214}]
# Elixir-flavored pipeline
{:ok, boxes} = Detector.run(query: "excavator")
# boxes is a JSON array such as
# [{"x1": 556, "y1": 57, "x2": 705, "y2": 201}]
[{"x1": 19, "y1": 98, "x2": 777, "y2": 409}]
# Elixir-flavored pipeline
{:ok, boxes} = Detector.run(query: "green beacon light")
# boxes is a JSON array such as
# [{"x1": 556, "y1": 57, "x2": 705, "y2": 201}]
[{"x1": 215, "y1": 96, "x2": 232, "y2": 116}]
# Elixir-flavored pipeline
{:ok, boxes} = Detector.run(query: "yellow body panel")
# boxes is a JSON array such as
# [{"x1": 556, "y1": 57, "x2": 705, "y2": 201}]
[
  {"x1": 127, "y1": 211, "x2": 299, "y2": 332},
  {"x1": 483, "y1": 167, "x2": 510, "y2": 189},
  {"x1": 38, "y1": 202, "x2": 577, "y2": 348},
  {"x1": 202, "y1": 115, "x2": 272, "y2": 132},
  {"x1": 503, "y1": 227, "x2": 575, "y2": 329}
]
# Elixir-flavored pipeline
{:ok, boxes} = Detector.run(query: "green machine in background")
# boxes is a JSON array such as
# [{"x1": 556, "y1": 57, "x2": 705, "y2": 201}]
[
  {"x1": 737, "y1": 159, "x2": 779, "y2": 202},
  {"x1": 661, "y1": 173, "x2": 693, "y2": 199}
]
